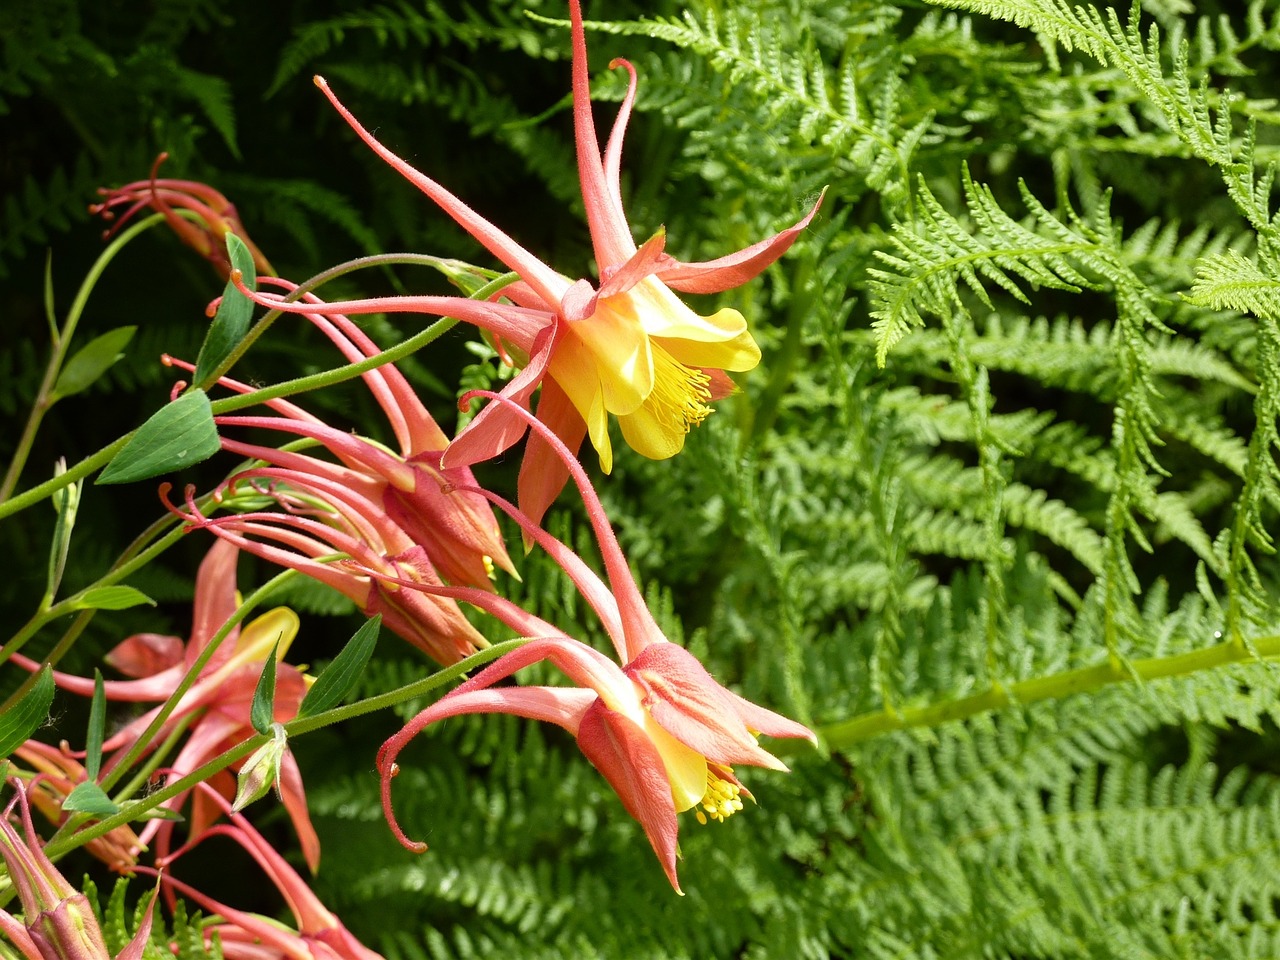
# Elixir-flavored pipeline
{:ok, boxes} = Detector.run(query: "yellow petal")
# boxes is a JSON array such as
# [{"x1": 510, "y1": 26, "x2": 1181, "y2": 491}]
[
  {"x1": 234, "y1": 607, "x2": 301, "y2": 663},
  {"x1": 624, "y1": 279, "x2": 749, "y2": 344},
  {"x1": 618, "y1": 403, "x2": 687, "y2": 461},
  {"x1": 567, "y1": 302, "x2": 653, "y2": 415},
  {"x1": 548, "y1": 323, "x2": 624, "y2": 472},
  {"x1": 643, "y1": 713, "x2": 709, "y2": 812},
  {"x1": 658, "y1": 321, "x2": 761, "y2": 372}
]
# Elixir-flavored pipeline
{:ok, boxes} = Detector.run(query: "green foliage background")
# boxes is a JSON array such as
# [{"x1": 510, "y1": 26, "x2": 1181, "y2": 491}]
[{"x1": 4, "y1": 0, "x2": 1280, "y2": 956}]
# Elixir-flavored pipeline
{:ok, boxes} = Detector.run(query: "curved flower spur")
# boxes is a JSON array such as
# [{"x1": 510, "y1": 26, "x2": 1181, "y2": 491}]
[
  {"x1": 367, "y1": 391, "x2": 815, "y2": 893},
  {"x1": 228, "y1": 0, "x2": 822, "y2": 529},
  {"x1": 167, "y1": 277, "x2": 517, "y2": 593},
  {"x1": 139, "y1": 784, "x2": 383, "y2": 960}
]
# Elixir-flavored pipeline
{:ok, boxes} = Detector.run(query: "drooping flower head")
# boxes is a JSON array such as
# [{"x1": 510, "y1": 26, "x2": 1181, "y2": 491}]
[
  {"x1": 91, "y1": 153, "x2": 274, "y2": 280},
  {"x1": 368, "y1": 391, "x2": 815, "y2": 892},
  {"x1": 227, "y1": 0, "x2": 822, "y2": 527},
  {"x1": 167, "y1": 276, "x2": 516, "y2": 592},
  {"x1": 168, "y1": 459, "x2": 490, "y2": 667}
]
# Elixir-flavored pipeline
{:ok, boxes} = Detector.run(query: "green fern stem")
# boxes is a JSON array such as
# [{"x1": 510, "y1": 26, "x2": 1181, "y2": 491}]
[
  {"x1": 810, "y1": 629, "x2": 1280, "y2": 752},
  {"x1": 941, "y1": 310, "x2": 1010, "y2": 681},
  {"x1": 1224, "y1": 312, "x2": 1280, "y2": 641}
]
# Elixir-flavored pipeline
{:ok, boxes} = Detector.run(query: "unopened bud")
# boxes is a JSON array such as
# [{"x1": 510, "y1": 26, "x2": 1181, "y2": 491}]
[
  {"x1": 29, "y1": 896, "x2": 113, "y2": 960},
  {"x1": 232, "y1": 723, "x2": 289, "y2": 812}
]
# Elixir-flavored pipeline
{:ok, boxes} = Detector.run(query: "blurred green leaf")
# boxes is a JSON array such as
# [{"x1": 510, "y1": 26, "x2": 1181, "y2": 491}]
[
  {"x1": 0, "y1": 666, "x2": 54, "y2": 758},
  {"x1": 68, "y1": 585, "x2": 156, "y2": 612},
  {"x1": 53, "y1": 326, "x2": 137, "y2": 400}
]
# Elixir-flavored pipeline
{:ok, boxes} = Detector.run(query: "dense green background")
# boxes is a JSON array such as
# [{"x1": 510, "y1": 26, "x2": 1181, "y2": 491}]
[{"x1": 5, "y1": 0, "x2": 1280, "y2": 957}]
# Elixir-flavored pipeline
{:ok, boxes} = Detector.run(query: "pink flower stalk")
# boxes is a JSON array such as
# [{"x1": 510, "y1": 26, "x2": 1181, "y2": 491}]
[
  {"x1": 166, "y1": 275, "x2": 516, "y2": 592},
  {"x1": 10, "y1": 541, "x2": 320, "y2": 871},
  {"x1": 167, "y1": 463, "x2": 489, "y2": 665},
  {"x1": 227, "y1": 0, "x2": 822, "y2": 528},
  {"x1": 91, "y1": 153, "x2": 274, "y2": 280},
  {"x1": 139, "y1": 785, "x2": 381, "y2": 960},
  {"x1": 10, "y1": 740, "x2": 142, "y2": 870},
  {"x1": 0, "y1": 780, "x2": 156, "y2": 960},
  {"x1": 371, "y1": 391, "x2": 814, "y2": 893}
]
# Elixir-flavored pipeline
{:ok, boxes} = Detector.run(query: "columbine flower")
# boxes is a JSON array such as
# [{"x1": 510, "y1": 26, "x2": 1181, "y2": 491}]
[
  {"x1": 0, "y1": 780, "x2": 156, "y2": 960},
  {"x1": 11, "y1": 541, "x2": 320, "y2": 871},
  {"x1": 371, "y1": 391, "x2": 814, "y2": 892},
  {"x1": 228, "y1": 0, "x2": 821, "y2": 527},
  {"x1": 91, "y1": 153, "x2": 274, "y2": 280},
  {"x1": 165, "y1": 276, "x2": 516, "y2": 592},
  {"x1": 168, "y1": 462, "x2": 489, "y2": 666},
  {"x1": 141, "y1": 785, "x2": 382, "y2": 960}
]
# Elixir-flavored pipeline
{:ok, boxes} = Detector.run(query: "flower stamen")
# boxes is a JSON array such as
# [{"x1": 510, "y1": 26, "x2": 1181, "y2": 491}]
[
  {"x1": 649, "y1": 345, "x2": 713, "y2": 434},
  {"x1": 694, "y1": 767, "x2": 744, "y2": 825}
]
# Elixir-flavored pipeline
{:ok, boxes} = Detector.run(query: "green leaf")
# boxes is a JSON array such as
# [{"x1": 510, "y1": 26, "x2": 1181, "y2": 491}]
[
  {"x1": 250, "y1": 639, "x2": 280, "y2": 735},
  {"x1": 44, "y1": 250, "x2": 56, "y2": 341},
  {"x1": 119, "y1": 801, "x2": 184, "y2": 822},
  {"x1": 52, "y1": 326, "x2": 137, "y2": 400},
  {"x1": 61, "y1": 781, "x2": 120, "y2": 816},
  {"x1": 0, "y1": 666, "x2": 54, "y2": 758},
  {"x1": 86, "y1": 669, "x2": 105, "y2": 781},
  {"x1": 97, "y1": 389, "x2": 221, "y2": 485},
  {"x1": 194, "y1": 234, "x2": 257, "y2": 385},
  {"x1": 68, "y1": 585, "x2": 156, "y2": 612},
  {"x1": 45, "y1": 459, "x2": 81, "y2": 600},
  {"x1": 297, "y1": 615, "x2": 381, "y2": 719}
]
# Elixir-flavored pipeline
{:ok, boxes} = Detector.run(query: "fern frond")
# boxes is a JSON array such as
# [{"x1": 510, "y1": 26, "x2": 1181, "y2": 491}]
[
  {"x1": 0, "y1": 154, "x2": 97, "y2": 278},
  {"x1": 868, "y1": 170, "x2": 1162, "y2": 364},
  {"x1": 1186, "y1": 250, "x2": 1280, "y2": 319}
]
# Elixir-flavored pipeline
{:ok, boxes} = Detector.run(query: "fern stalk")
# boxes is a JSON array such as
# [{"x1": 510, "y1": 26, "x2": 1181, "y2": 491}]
[{"x1": 814, "y1": 627, "x2": 1280, "y2": 751}]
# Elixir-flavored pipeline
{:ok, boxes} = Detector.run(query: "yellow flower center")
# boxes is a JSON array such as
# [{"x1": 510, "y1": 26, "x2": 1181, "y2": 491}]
[
  {"x1": 694, "y1": 768, "x2": 744, "y2": 825},
  {"x1": 647, "y1": 344, "x2": 712, "y2": 435}
]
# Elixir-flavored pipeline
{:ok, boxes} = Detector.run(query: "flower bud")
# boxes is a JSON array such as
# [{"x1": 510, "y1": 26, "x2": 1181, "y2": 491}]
[
  {"x1": 0, "y1": 781, "x2": 111, "y2": 960},
  {"x1": 232, "y1": 723, "x2": 289, "y2": 812}
]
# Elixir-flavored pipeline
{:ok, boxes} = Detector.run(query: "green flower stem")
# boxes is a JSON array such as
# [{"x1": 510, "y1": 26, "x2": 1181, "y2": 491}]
[
  {"x1": 49, "y1": 637, "x2": 531, "y2": 858},
  {"x1": 40, "y1": 712, "x2": 198, "y2": 855},
  {"x1": 198, "y1": 253, "x2": 509, "y2": 391},
  {"x1": 0, "y1": 435, "x2": 127, "y2": 522},
  {"x1": 110, "y1": 711, "x2": 197, "y2": 806},
  {"x1": 0, "y1": 521, "x2": 189, "y2": 681},
  {"x1": 208, "y1": 269, "x2": 519, "y2": 416},
  {"x1": 210, "y1": 317, "x2": 456, "y2": 415},
  {"x1": 0, "y1": 214, "x2": 170, "y2": 504},
  {"x1": 0, "y1": 267, "x2": 518, "y2": 523},
  {"x1": 802, "y1": 631, "x2": 1280, "y2": 754}
]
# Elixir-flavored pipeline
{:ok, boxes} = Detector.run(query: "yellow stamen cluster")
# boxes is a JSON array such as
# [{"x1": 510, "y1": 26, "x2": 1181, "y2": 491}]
[
  {"x1": 648, "y1": 345, "x2": 713, "y2": 434},
  {"x1": 694, "y1": 769, "x2": 744, "y2": 825}
]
